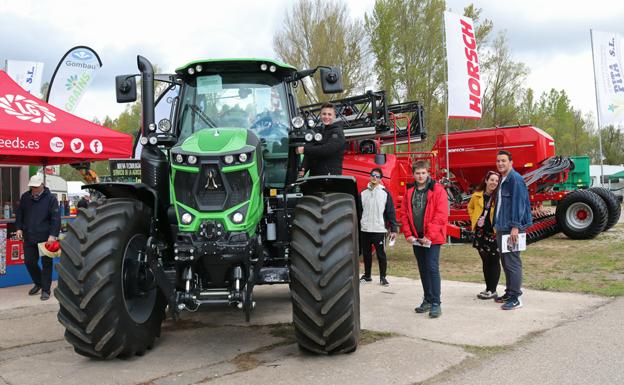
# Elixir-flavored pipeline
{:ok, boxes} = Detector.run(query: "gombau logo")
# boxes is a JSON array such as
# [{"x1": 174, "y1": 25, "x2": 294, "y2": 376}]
[
  {"x1": 0, "y1": 94, "x2": 56, "y2": 124},
  {"x1": 71, "y1": 50, "x2": 93, "y2": 61}
]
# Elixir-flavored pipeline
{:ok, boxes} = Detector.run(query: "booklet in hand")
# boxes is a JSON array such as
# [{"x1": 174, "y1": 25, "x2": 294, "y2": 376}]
[
  {"x1": 413, "y1": 238, "x2": 432, "y2": 248},
  {"x1": 501, "y1": 233, "x2": 526, "y2": 253}
]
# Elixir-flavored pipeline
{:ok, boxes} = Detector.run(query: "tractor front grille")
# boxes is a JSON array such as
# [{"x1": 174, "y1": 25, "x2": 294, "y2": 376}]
[{"x1": 173, "y1": 165, "x2": 252, "y2": 211}]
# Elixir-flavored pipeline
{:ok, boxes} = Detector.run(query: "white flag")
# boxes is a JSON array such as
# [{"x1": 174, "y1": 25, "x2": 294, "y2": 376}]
[
  {"x1": 46, "y1": 46, "x2": 102, "y2": 113},
  {"x1": 444, "y1": 11, "x2": 482, "y2": 119},
  {"x1": 4, "y1": 60, "x2": 45, "y2": 97},
  {"x1": 591, "y1": 30, "x2": 624, "y2": 126}
]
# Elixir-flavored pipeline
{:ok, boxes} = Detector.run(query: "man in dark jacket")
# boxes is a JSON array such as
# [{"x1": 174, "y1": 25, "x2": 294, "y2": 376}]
[
  {"x1": 297, "y1": 103, "x2": 346, "y2": 176},
  {"x1": 15, "y1": 174, "x2": 61, "y2": 300},
  {"x1": 493, "y1": 150, "x2": 532, "y2": 310}
]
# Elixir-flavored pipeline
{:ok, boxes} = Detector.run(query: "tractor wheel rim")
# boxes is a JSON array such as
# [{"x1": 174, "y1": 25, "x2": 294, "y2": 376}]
[
  {"x1": 121, "y1": 234, "x2": 157, "y2": 324},
  {"x1": 566, "y1": 202, "x2": 593, "y2": 230}
]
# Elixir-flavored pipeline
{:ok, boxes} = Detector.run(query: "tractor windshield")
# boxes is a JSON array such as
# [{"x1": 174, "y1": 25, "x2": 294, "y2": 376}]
[{"x1": 179, "y1": 73, "x2": 290, "y2": 150}]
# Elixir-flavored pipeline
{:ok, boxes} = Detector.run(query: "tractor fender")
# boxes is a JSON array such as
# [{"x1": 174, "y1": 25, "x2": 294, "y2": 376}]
[
  {"x1": 299, "y1": 175, "x2": 361, "y2": 216},
  {"x1": 85, "y1": 182, "x2": 160, "y2": 210}
]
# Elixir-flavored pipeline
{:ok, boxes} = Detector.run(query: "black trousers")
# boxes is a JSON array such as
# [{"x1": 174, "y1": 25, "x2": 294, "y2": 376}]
[
  {"x1": 23, "y1": 241, "x2": 53, "y2": 293},
  {"x1": 478, "y1": 248, "x2": 501, "y2": 293},
  {"x1": 361, "y1": 232, "x2": 387, "y2": 278}
]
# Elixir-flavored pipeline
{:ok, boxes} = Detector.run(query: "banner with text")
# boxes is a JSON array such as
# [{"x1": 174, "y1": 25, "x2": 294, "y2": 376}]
[
  {"x1": 444, "y1": 11, "x2": 482, "y2": 119},
  {"x1": 5, "y1": 60, "x2": 44, "y2": 97},
  {"x1": 46, "y1": 46, "x2": 102, "y2": 113},
  {"x1": 591, "y1": 30, "x2": 624, "y2": 126}
]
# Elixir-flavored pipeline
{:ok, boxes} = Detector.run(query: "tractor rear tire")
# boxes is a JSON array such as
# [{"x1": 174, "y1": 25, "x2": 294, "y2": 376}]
[
  {"x1": 556, "y1": 190, "x2": 608, "y2": 239},
  {"x1": 589, "y1": 187, "x2": 622, "y2": 231},
  {"x1": 55, "y1": 198, "x2": 166, "y2": 359},
  {"x1": 290, "y1": 193, "x2": 360, "y2": 354}
]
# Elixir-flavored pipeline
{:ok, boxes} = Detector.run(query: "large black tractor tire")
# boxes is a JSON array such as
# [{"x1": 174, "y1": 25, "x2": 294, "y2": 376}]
[
  {"x1": 290, "y1": 193, "x2": 360, "y2": 354},
  {"x1": 589, "y1": 187, "x2": 622, "y2": 231},
  {"x1": 556, "y1": 190, "x2": 608, "y2": 239},
  {"x1": 55, "y1": 198, "x2": 166, "y2": 359}
]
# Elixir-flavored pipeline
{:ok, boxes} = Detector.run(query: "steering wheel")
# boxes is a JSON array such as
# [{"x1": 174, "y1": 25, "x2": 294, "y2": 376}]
[{"x1": 251, "y1": 112, "x2": 289, "y2": 139}]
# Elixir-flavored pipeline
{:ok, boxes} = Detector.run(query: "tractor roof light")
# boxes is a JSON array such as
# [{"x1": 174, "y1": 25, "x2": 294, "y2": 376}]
[
  {"x1": 269, "y1": 65, "x2": 277, "y2": 73},
  {"x1": 187, "y1": 67, "x2": 195, "y2": 75},
  {"x1": 181, "y1": 212, "x2": 193, "y2": 224},
  {"x1": 187, "y1": 155, "x2": 198, "y2": 165},
  {"x1": 224, "y1": 155, "x2": 234, "y2": 165},
  {"x1": 291, "y1": 116, "x2": 305, "y2": 129},
  {"x1": 195, "y1": 64, "x2": 203, "y2": 72},
  {"x1": 260, "y1": 63, "x2": 268, "y2": 71}
]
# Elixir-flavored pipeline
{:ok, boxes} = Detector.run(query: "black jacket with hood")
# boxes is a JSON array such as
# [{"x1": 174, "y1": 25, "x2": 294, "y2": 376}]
[{"x1": 301, "y1": 121, "x2": 346, "y2": 176}]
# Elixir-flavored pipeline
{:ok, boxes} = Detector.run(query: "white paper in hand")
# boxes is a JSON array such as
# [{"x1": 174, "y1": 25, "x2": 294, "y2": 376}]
[{"x1": 501, "y1": 233, "x2": 526, "y2": 253}]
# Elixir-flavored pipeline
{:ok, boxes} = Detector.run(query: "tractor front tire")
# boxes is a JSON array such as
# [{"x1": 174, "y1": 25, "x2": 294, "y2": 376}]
[
  {"x1": 55, "y1": 198, "x2": 166, "y2": 359},
  {"x1": 290, "y1": 193, "x2": 360, "y2": 354},
  {"x1": 589, "y1": 187, "x2": 622, "y2": 231},
  {"x1": 556, "y1": 190, "x2": 608, "y2": 239}
]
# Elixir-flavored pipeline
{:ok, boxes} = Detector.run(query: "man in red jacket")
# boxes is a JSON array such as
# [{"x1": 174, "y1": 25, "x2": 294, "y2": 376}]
[{"x1": 400, "y1": 161, "x2": 448, "y2": 318}]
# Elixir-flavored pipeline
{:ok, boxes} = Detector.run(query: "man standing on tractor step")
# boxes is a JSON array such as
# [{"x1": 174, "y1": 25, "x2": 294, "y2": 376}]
[
  {"x1": 493, "y1": 150, "x2": 532, "y2": 310},
  {"x1": 359, "y1": 167, "x2": 398, "y2": 286},
  {"x1": 401, "y1": 161, "x2": 448, "y2": 318},
  {"x1": 297, "y1": 102, "x2": 346, "y2": 176},
  {"x1": 15, "y1": 174, "x2": 61, "y2": 301}
]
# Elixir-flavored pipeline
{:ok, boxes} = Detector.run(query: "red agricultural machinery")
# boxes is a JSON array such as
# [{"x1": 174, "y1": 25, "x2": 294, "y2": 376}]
[{"x1": 300, "y1": 92, "x2": 621, "y2": 243}]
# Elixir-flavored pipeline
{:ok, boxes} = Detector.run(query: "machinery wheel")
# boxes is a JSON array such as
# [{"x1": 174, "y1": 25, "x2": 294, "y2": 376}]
[
  {"x1": 290, "y1": 193, "x2": 360, "y2": 354},
  {"x1": 55, "y1": 198, "x2": 166, "y2": 359},
  {"x1": 556, "y1": 190, "x2": 608, "y2": 239},
  {"x1": 589, "y1": 187, "x2": 622, "y2": 231}
]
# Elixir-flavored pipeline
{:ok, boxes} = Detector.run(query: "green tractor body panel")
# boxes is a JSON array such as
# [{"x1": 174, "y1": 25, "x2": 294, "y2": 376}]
[{"x1": 170, "y1": 128, "x2": 263, "y2": 235}]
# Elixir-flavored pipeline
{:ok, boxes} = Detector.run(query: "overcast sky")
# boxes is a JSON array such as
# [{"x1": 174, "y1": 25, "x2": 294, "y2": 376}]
[{"x1": 1, "y1": 0, "x2": 623, "y2": 124}]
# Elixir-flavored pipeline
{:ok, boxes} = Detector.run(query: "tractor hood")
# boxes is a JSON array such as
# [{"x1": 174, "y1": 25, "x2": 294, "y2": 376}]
[{"x1": 178, "y1": 128, "x2": 256, "y2": 154}]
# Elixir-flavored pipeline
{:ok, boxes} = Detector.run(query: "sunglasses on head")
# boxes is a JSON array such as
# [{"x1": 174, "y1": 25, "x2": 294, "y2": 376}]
[{"x1": 370, "y1": 173, "x2": 381, "y2": 179}]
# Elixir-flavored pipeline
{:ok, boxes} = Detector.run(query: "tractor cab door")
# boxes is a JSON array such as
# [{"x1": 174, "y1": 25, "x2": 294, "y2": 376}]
[{"x1": 133, "y1": 81, "x2": 180, "y2": 158}]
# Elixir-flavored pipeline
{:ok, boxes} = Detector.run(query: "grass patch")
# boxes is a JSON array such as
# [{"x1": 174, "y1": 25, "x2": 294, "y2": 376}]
[{"x1": 372, "y1": 222, "x2": 624, "y2": 297}]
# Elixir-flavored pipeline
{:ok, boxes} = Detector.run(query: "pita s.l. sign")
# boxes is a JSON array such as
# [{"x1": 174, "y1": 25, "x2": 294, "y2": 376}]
[
  {"x1": 592, "y1": 30, "x2": 624, "y2": 126},
  {"x1": 444, "y1": 11, "x2": 482, "y2": 120}
]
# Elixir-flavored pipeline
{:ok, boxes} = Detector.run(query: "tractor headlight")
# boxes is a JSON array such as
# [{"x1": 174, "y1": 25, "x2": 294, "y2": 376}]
[
  {"x1": 314, "y1": 133, "x2": 323, "y2": 142},
  {"x1": 224, "y1": 155, "x2": 234, "y2": 165},
  {"x1": 304, "y1": 132, "x2": 314, "y2": 142},
  {"x1": 187, "y1": 155, "x2": 198, "y2": 165},
  {"x1": 260, "y1": 63, "x2": 268, "y2": 71},
  {"x1": 148, "y1": 136, "x2": 158, "y2": 145},
  {"x1": 181, "y1": 213, "x2": 193, "y2": 224},
  {"x1": 269, "y1": 65, "x2": 277, "y2": 73},
  {"x1": 238, "y1": 153, "x2": 248, "y2": 163},
  {"x1": 232, "y1": 212, "x2": 244, "y2": 223},
  {"x1": 195, "y1": 64, "x2": 203, "y2": 72},
  {"x1": 291, "y1": 116, "x2": 304, "y2": 129},
  {"x1": 175, "y1": 154, "x2": 184, "y2": 163},
  {"x1": 307, "y1": 119, "x2": 315, "y2": 128},
  {"x1": 140, "y1": 137, "x2": 148, "y2": 145},
  {"x1": 187, "y1": 67, "x2": 195, "y2": 75}
]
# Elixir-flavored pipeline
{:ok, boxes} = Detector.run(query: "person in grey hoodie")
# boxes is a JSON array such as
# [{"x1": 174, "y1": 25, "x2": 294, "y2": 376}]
[{"x1": 359, "y1": 167, "x2": 398, "y2": 286}]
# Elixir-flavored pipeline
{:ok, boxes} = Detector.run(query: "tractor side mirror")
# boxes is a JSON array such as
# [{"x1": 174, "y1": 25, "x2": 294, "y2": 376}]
[
  {"x1": 115, "y1": 75, "x2": 137, "y2": 103},
  {"x1": 320, "y1": 67, "x2": 343, "y2": 94}
]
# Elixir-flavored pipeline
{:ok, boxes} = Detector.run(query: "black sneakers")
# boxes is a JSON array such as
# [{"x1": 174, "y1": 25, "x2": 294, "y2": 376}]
[
  {"x1": 360, "y1": 275, "x2": 372, "y2": 283},
  {"x1": 501, "y1": 296, "x2": 522, "y2": 310},
  {"x1": 414, "y1": 300, "x2": 432, "y2": 313},
  {"x1": 28, "y1": 285, "x2": 41, "y2": 296},
  {"x1": 40, "y1": 291, "x2": 50, "y2": 301},
  {"x1": 429, "y1": 303, "x2": 442, "y2": 318},
  {"x1": 380, "y1": 277, "x2": 389, "y2": 286},
  {"x1": 494, "y1": 293, "x2": 511, "y2": 303}
]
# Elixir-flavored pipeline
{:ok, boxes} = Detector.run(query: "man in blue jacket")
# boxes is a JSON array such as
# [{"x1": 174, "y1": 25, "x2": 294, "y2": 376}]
[
  {"x1": 493, "y1": 150, "x2": 532, "y2": 310},
  {"x1": 15, "y1": 174, "x2": 61, "y2": 301}
]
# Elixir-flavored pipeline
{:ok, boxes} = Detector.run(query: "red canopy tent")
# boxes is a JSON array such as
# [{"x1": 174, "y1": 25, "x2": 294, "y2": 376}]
[{"x1": 0, "y1": 70, "x2": 132, "y2": 165}]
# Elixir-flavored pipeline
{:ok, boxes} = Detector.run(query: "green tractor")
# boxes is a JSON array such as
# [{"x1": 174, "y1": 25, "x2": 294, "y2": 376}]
[{"x1": 55, "y1": 56, "x2": 361, "y2": 358}]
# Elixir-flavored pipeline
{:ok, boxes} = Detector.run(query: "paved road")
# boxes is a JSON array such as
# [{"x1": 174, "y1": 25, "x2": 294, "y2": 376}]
[
  {"x1": 0, "y1": 277, "x2": 611, "y2": 385},
  {"x1": 434, "y1": 297, "x2": 624, "y2": 385}
]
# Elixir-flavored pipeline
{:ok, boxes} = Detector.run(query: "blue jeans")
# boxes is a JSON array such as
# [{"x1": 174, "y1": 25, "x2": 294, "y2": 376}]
[
  {"x1": 413, "y1": 244, "x2": 441, "y2": 305},
  {"x1": 496, "y1": 232, "x2": 523, "y2": 297}
]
